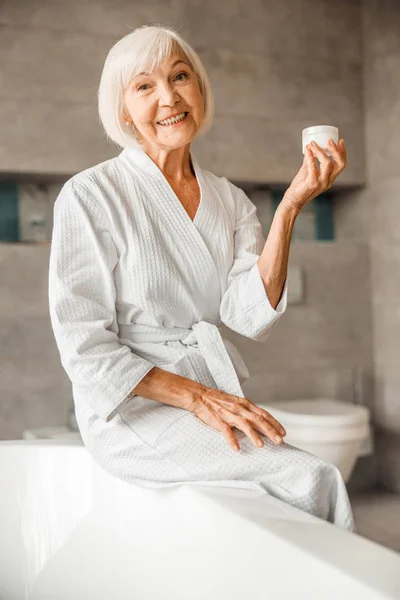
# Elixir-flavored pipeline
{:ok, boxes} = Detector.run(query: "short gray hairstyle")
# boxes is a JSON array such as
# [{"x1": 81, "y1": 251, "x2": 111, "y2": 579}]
[{"x1": 98, "y1": 24, "x2": 215, "y2": 149}]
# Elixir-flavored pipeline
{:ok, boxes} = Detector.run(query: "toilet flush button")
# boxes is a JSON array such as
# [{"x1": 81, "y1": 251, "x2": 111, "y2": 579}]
[{"x1": 287, "y1": 266, "x2": 304, "y2": 305}]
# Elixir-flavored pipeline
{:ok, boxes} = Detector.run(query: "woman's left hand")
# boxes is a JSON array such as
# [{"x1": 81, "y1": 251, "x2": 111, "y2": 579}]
[{"x1": 281, "y1": 139, "x2": 347, "y2": 214}]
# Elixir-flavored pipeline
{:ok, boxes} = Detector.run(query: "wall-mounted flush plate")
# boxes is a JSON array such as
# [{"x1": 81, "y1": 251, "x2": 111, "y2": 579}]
[{"x1": 287, "y1": 265, "x2": 304, "y2": 305}]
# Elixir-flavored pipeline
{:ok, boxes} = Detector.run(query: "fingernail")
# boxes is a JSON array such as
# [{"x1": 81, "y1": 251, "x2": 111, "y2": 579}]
[
  {"x1": 257, "y1": 439, "x2": 263, "y2": 448},
  {"x1": 275, "y1": 435, "x2": 282, "y2": 443}
]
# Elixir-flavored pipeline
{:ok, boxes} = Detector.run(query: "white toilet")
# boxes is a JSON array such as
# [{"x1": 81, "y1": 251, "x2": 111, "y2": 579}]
[{"x1": 260, "y1": 398, "x2": 371, "y2": 483}]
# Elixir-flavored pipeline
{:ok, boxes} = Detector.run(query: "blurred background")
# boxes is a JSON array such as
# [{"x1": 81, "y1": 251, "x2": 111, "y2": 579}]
[{"x1": 0, "y1": 0, "x2": 399, "y2": 549}]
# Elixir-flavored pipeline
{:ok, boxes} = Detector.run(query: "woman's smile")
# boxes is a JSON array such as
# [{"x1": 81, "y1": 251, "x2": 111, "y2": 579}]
[{"x1": 157, "y1": 111, "x2": 189, "y2": 127}]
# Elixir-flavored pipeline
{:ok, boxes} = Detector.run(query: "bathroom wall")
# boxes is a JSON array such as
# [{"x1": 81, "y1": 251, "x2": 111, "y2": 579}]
[
  {"x1": 0, "y1": 0, "x2": 364, "y2": 185},
  {"x1": 0, "y1": 0, "x2": 379, "y2": 491},
  {"x1": 0, "y1": 242, "x2": 72, "y2": 439},
  {"x1": 335, "y1": 0, "x2": 400, "y2": 491}
]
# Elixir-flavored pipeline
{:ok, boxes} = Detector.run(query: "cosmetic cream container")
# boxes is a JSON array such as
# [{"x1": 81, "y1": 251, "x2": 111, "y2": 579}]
[{"x1": 302, "y1": 125, "x2": 339, "y2": 156}]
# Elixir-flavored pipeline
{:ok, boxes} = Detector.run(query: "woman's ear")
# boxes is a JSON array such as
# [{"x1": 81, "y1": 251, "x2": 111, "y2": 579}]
[
  {"x1": 121, "y1": 101, "x2": 131, "y2": 125},
  {"x1": 123, "y1": 112, "x2": 131, "y2": 126}
]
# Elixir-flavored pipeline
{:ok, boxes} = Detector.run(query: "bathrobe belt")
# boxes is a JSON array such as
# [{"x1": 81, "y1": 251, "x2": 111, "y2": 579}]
[{"x1": 118, "y1": 321, "x2": 244, "y2": 398}]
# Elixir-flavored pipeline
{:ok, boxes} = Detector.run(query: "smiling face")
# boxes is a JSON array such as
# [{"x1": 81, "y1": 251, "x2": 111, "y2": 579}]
[{"x1": 123, "y1": 51, "x2": 205, "y2": 153}]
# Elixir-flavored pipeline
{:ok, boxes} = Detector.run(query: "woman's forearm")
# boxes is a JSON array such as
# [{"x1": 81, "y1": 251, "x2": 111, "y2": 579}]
[
  {"x1": 256, "y1": 198, "x2": 299, "y2": 310},
  {"x1": 130, "y1": 366, "x2": 200, "y2": 410}
]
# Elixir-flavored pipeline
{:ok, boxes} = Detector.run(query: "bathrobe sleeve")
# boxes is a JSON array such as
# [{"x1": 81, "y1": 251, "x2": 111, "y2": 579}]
[
  {"x1": 219, "y1": 182, "x2": 288, "y2": 343},
  {"x1": 48, "y1": 178, "x2": 155, "y2": 422}
]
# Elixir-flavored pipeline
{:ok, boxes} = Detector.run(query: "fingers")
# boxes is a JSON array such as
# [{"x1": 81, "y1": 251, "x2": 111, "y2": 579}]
[
  {"x1": 217, "y1": 403, "x2": 285, "y2": 449},
  {"x1": 310, "y1": 139, "x2": 346, "y2": 164},
  {"x1": 326, "y1": 139, "x2": 346, "y2": 187},
  {"x1": 221, "y1": 421, "x2": 241, "y2": 452},
  {"x1": 226, "y1": 398, "x2": 286, "y2": 447},
  {"x1": 196, "y1": 391, "x2": 287, "y2": 452},
  {"x1": 309, "y1": 141, "x2": 333, "y2": 179},
  {"x1": 219, "y1": 407, "x2": 279, "y2": 449},
  {"x1": 327, "y1": 139, "x2": 347, "y2": 169},
  {"x1": 209, "y1": 404, "x2": 241, "y2": 452},
  {"x1": 305, "y1": 144, "x2": 319, "y2": 182},
  {"x1": 243, "y1": 412, "x2": 284, "y2": 446},
  {"x1": 309, "y1": 139, "x2": 346, "y2": 189},
  {"x1": 241, "y1": 398, "x2": 286, "y2": 436},
  {"x1": 240, "y1": 420, "x2": 268, "y2": 448},
  {"x1": 234, "y1": 414, "x2": 283, "y2": 448},
  {"x1": 338, "y1": 138, "x2": 347, "y2": 159}
]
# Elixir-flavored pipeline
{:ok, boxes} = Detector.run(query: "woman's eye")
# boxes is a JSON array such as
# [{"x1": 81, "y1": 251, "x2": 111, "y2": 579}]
[
  {"x1": 135, "y1": 72, "x2": 188, "y2": 91},
  {"x1": 175, "y1": 72, "x2": 188, "y2": 81}
]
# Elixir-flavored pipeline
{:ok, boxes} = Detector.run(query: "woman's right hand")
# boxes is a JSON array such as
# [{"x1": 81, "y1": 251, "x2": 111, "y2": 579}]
[{"x1": 187, "y1": 384, "x2": 287, "y2": 452}]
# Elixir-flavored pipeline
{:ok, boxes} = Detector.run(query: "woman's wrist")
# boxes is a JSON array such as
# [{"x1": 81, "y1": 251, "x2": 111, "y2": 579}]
[
  {"x1": 278, "y1": 192, "x2": 302, "y2": 220},
  {"x1": 132, "y1": 366, "x2": 205, "y2": 411}
]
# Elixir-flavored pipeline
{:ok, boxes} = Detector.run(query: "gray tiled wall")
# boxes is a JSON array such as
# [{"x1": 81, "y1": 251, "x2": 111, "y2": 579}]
[
  {"x1": 335, "y1": 0, "x2": 400, "y2": 491},
  {"x1": 0, "y1": 0, "x2": 364, "y2": 184},
  {"x1": 3, "y1": 0, "x2": 399, "y2": 494}
]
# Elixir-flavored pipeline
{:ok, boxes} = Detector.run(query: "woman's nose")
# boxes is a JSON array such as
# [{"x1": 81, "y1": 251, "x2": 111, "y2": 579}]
[{"x1": 158, "y1": 83, "x2": 180, "y2": 106}]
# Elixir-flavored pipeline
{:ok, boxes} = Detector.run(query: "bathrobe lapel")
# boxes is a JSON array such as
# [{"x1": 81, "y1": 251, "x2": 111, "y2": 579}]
[{"x1": 121, "y1": 146, "x2": 223, "y2": 306}]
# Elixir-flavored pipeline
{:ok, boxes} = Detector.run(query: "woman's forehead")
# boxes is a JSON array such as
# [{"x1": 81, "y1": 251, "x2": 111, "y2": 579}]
[{"x1": 133, "y1": 53, "x2": 189, "y2": 79}]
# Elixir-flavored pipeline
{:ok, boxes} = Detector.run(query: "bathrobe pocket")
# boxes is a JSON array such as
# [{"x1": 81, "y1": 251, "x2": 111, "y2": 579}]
[{"x1": 117, "y1": 354, "x2": 195, "y2": 447}]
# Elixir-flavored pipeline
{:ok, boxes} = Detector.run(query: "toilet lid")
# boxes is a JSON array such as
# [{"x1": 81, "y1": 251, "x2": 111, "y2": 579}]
[{"x1": 262, "y1": 398, "x2": 370, "y2": 427}]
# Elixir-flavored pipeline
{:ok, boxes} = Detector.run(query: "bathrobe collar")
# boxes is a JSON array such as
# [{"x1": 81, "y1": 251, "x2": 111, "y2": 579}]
[
  {"x1": 120, "y1": 145, "x2": 205, "y2": 224},
  {"x1": 119, "y1": 145, "x2": 223, "y2": 304},
  {"x1": 120, "y1": 145, "x2": 201, "y2": 183}
]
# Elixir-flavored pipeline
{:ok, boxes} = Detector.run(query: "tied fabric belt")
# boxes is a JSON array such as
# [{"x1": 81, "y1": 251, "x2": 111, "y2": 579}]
[{"x1": 118, "y1": 321, "x2": 245, "y2": 398}]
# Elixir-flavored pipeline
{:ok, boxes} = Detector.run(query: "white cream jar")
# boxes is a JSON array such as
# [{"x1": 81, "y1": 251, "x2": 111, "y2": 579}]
[{"x1": 302, "y1": 125, "x2": 339, "y2": 156}]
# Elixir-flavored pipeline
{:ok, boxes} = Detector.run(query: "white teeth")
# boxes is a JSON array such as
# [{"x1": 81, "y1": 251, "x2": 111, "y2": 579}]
[{"x1": 158, "y1": 112, "x2": 187, "y2": 126}]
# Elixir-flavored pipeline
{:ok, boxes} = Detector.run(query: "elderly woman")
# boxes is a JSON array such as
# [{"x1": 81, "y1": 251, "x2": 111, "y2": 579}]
[{"x1": 49, "y1": 25, "x2": 353, "y2": 531}]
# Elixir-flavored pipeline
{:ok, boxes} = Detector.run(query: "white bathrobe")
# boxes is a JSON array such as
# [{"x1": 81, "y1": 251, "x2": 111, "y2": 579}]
[{"x1": 48, "y1": 146, "x2": 355, "y2": 531}]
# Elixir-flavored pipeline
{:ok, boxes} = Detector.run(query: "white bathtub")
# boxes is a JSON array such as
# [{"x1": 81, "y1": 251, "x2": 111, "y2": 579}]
[{"x1": 1, "y1": 440, "x2": 400, "y2": 600}]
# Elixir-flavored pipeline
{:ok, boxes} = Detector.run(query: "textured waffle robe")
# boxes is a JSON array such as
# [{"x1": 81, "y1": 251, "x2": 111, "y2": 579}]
[{"x1": 48, "y1": 145, "x2": 355, "y2": 532}]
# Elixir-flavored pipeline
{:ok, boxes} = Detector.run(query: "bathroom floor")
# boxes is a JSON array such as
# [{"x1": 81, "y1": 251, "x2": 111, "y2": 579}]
[{"x1": 349, "y1": 488, "x2": 400, "y2": 552}]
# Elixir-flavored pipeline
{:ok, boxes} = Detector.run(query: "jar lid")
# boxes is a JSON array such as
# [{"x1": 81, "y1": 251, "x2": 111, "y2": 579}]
[{"x1": 302, "y1": 125, "x2": 338, "y2": 136}]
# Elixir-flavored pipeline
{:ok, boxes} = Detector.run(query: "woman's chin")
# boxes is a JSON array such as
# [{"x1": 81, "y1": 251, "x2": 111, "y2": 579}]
[{"x1": 157, "y1": 129, "x2": 196, "y2": 147}]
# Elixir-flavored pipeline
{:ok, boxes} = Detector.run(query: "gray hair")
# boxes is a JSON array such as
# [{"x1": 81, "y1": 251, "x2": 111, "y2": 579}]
[{"x1": 98, "y1": 24, "x2": 215, "y2": 149}]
